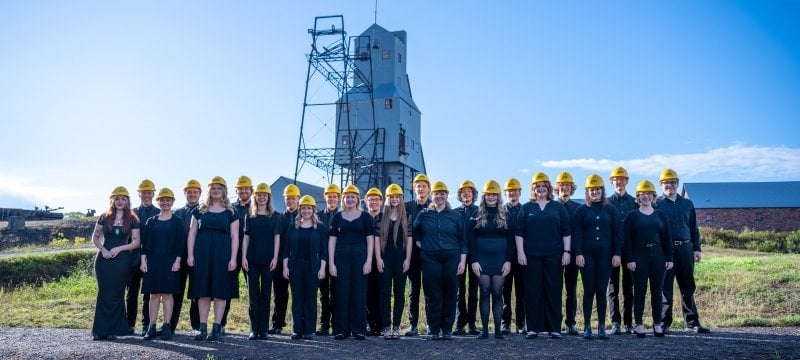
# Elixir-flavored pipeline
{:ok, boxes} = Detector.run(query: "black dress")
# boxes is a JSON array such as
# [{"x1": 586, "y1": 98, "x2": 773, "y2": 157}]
[
  {"x1": 189, "y1": 209, "x2": 237, "y2": 300},
  {"x1": 141, "y1": 215, "x2": 186, "y2": 294},
  {"x1": 92, "y1": 214, "x2": 139, "y2": 337},
  {"x1": 468, "y1": 207, "x2": 514, "y2": 276}
]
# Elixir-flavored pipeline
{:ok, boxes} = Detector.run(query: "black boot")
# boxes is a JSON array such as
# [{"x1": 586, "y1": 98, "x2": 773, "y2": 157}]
[
  {"x1": 161, "y1": 324, "x2": 173, "y2": 340},
  {"x1": 598, "y1": 324, "x2": 608, "y2": 340},
  {"x1": 476, "y1": 327, "x2": 488, "y2": 339},
  {"x1": 194, "y1": 323, "x2": 207, "y2": 341},
  {"x1": 143, "y1": 324, "x2": 157, "y2": 340},
  {"x1": 207, "y1": 323, "x2": 221, "y2": 341}
]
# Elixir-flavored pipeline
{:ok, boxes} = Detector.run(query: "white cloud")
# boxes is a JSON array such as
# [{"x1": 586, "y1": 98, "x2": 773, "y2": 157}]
[
  {"x1": 539, "y1": 145, "x2": 800, "y2": 181},
  {"x1": 0, "y1": 174, "x2": 87, "y2": 210}
]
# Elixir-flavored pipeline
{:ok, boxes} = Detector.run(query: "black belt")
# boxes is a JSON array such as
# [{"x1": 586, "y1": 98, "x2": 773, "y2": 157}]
[{"x1": 673, "y1": 240, "x2": 690, "y2": 246}]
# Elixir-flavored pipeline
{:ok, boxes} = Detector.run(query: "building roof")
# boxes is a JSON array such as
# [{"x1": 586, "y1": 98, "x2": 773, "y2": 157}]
[
  {"x1": 682, "y1": 181, "x2": 800, "y2": 209},
  {"x1": 270, "y1": 176, "x2": 324, "y2": 212}
]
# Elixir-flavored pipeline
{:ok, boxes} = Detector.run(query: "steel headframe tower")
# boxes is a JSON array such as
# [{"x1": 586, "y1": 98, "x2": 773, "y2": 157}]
[{"x1": 293, "y1": 15, "x2": 380, "y2": 189}]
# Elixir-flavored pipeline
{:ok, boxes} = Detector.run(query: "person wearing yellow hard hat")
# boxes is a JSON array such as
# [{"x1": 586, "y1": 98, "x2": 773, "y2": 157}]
[
  {"x1": 515, "y1": 172, "x2": 572, "y2": 339},
  {"x1": 240, "y1": 183, "x2": 281, "y2": 340},
  {"x1": 317, "y1": 183, "x2": 340, "y2": 336},
  {"x1": 571, "y1": 174, "x2": 623, "y2": 340},
  {"x1": 91, "y1": 186, "x2": 142, "y2": 341},
  {"x1": 282, "y1": 194, "x2": 329, "y2": 340},
  {"x1": 500, "y1": 177, "x2": 525, "y2": 335},
  {"x1": 328, "y1": 184, "x2": 376, "y2": 340},
  {"x1": 269, "y1": 183, "x2": 301, "y2": 335},
  {"x1": 655, "y1": 169, "x2": 709, "y2": 334},
  {"x1": 453, "y1": 180, "x2": 480, "y2": 336},
  {"x1": 413, "y1": 180, "x2": 467, "y2": 340},
  {"x1": 468, "y1": 180, "x2": 513, "y2": 339},
  {"x1": 171, "y1": 179, "x2": 203, "y2": 333},
  {"x1": 403, "y1": 173, "x2": 431, "y2": 336},
  {"x1": 623, "y1": 180, "x2": 674, "y2": 338},
  {"x1": 375, "y1": 183, "x2": 412, "y2": 340},
  {"x1": 606, "y1": 167, "x2": 638, "y2": 335},
  {"x1": 554, "y1": 171, "x2": 581, "y2": 336},
  {"x1": 186, "y1": 176, "x2": 240, "y2": 341},
  {"x1": 364, "y1": 187, "x2": 384, "y2": 336},
  {"x1": 140, "y1": 188, "x2": 186, "y2": 341},
  {"x1": 129, "y1": 179, "x2": 160, "y2": 337}
]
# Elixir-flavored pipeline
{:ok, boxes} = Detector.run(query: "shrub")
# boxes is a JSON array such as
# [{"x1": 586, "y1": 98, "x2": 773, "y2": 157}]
[
  {"x1": 0, "y1": 250, "x2": 96, "y2": 290},
  {"x1": 701, "y1": 227, "x2": 799, "y2": 254}
]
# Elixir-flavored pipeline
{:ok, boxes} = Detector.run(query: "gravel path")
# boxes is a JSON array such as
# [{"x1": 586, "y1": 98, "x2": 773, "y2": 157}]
[{"x1": 2, "y1": 327, "x2": 799, "y2": 359}]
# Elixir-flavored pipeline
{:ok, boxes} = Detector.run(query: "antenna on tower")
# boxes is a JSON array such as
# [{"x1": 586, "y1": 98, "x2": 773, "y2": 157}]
[{"x1": 374, "y1": 0, "x2": 378, "y2": 24}]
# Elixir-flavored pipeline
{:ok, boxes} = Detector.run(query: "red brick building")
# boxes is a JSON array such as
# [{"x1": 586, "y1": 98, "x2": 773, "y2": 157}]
[{"x1": 682, "y1": 181, "x2": 800, "y2": 232}]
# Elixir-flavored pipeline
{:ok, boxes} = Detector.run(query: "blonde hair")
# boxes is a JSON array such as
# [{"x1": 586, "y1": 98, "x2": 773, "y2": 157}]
[
  {"x1": 341, "y1": 193, "x2": 363, "y2": 211},
  {"x1": 294, "y1": 206, "x2": 320, "y2": 229},
  {"x1": 380, "y1": 197, "x2": 409, "y2": 251},
  {"x1": 584, "y1": 187, "x2": 609, "y2": 207},
  {"x1": 250, "y1": 193, "x2": 275, "y2": 218},
  {"x1": 475, "y1": 193, "x2": 508, "y2": 229},
  {"x1": 199, "y1": 186, "x2": 234, "y2": 214}
]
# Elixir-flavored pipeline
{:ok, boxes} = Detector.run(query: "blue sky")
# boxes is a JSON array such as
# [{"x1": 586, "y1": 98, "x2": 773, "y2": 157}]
[{"x1": 1, "y1": 1, "x2": 799, "y2": 213}]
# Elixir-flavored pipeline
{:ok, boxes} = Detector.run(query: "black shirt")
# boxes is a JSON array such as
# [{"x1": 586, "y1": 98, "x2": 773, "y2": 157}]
[
  {"x1": 656, "y1": 195, "x2": 702, "y2": 252},
  {"x1": 244, "y1": 211, "x2": 282, "y2": 264},
  {"x1": 515, "y1": 200, "x2": 571, "y2": 256},
  {"x1": 413, "y1": 206, "x2": 468, "y2": 254},
  {"x1": 623, "y1": 209, "x2": 674, "y2": 263},
  {"x1": 329, "y1": 211, "x2": 376, "y2": 248},
  {"x1": 571, "y1": 202, "x2": 623, "y2": 257}
]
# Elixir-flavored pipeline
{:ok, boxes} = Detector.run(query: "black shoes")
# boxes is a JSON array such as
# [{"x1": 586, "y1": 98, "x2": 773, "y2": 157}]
[
  {"x1": 525, "y1": 331, "x2": 538, "y2": 339},
  {"x1": 633, "y1": 325, "x2": 646, "y2": 338},
  {"x1": 689, "y1": 325, "x2": 711, "y2": 334},
  {"x1": 161, "y1": 325, "x2": 173, "y2": 340},
  {"x1": 334, "y1": 333, "x2": 346, "y2": 340},
  {"x1": 267, "y1": 327, "x2": 281, "y2": 335},
  {"x1": 291, "y1": 333, "x2": 302, "y2": 340},
  {"x1": 354, "y1": 333, "x2": 366, "y2": 340},
  {"x1": 249, "y1": 332, "x2": 258, "y2": 340},
  {"x1": 316, "y1": 328, "x2": 330, "y2": 336},
  {"x1": 206, "y1": 324, "x2": 221, "y2": 341},
  {"x1": 441, "y1": 332, "x2": 452, "y2": 340},
  {"x1": 610, "y1": 322, "x2": 621, "y2": 335},
  {"x1": 143, "y1": 324, "x2": 157, "y2": 340},
  {"x1": 495, "y1": 332, "x2": 505, "y2": 339},
  {"x1": 626, "y1": 324, "x2": 635, "y2": 334},
  {"x1": 468, "y1": 327, "x2": 481, "y2": 336},
  {"x1": 452, "y1": 327, "x2": 466, "y2": 335},
  {"x1": 194, "y1": 324, "x2": 207, "y2": 341},
  {"x1": 405, "y1": 326, "x2": 418, "y2": 336},
  {"x1": 476, "y1": 332, "x2": 488, "y2": 339},
  {"x1": 598, "y1": 327, "x2": 609, "y2": 340},
  {"x1": 566, "y1": 324, "x2": 579, "y2": 335},
  {"x1": 430, "y1": 333, "x2": 442, "y2": 340},
  {"x1": 583, "y1": 326, "x2": 593, "y2": 340},
  {"x1": 550, "y1": 332, "x2": 562, "y2": 339},
  {"x1": 500, "y1": 326, "x2": 510, "y2": 335}
]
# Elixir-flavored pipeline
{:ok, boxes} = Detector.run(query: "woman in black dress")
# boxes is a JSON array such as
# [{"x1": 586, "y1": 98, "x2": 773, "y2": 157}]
[
  {"x1": 329, "y1": 185, "x2": 376, "y2": 340},
  {"x1": 187, "y1": 176, "x2": 240, "y2": 341},
  {"x1": 624, "y1": 180, "x2": 674, "y2": 338},
  {"x1": 375, "y1": 183, "x2": 412, "y2": 340},
  {"x1": 283, "y1": 195, "x2": 328, "y2": 340},
  {"x1": 242, "y1": 183, "x2": 282, "y2": 340},
  {"x1": 515, "y1": 172, "x2": 571, "y2": 339},
  {"x1": 90, "y1": 186, "x2": 141, "y2": 340},
  {"x1": 469, "y1": 180, "x2": 513, "y2": 339},
  {"x1": 140, "y1": 188, "x2": 186, "y2": 340},
  {"x1": 572, "y1": 174, "x2": 622, "y2": 340}
]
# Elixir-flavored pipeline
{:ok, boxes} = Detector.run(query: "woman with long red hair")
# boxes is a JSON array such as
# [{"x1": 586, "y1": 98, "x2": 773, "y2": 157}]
[{"x1": 90, "y1": 186, "x2": 141, "y2": 340}]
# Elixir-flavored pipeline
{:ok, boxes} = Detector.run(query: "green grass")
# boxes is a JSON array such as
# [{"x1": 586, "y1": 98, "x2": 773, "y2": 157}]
[{"x1": 1, "y1": 246, "x2": 798, "y2": 332}]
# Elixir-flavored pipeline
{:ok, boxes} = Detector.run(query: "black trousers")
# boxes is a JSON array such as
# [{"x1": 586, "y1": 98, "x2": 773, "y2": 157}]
[
  {"x1": 422, "y1": 250, "x2": 460, "y2": 335},
  {"x1": 366, "y1": 257, "x2": 382, "y2": 332},
  {"x1": 563, "y1": 254, "x2": 579, "y2": 327},
  {"x1": 580, "y1": 248, "x2": 613, "y2": 327},
  {"x1": 380, "y1": 255, "x2": 407, "y2": 328},
  {"x1": 169, "y1": 261, "x2": 197, "y2": 331},
  {"x1": 406, "y1": 245, "x2": 423, "y2": 328},
  {"x1": 632, "y1": 249, "x2": 665, "y2": 326},
  {"x1": 290, "y1": 259, "x2": 318, "y2": 336},
  {"x1": 271, "y1": 261, "x2": 290, "y2": 330},
  {"x1": 334, "y1": 247, "x2": 368, "y2": 336},
  {"x1": 126, "y1": 267, "x2": 149, "y2": 329},
  {"x1": 608, "y1": 255, "x2": 634, "y2": 326},
  {"x1": 501, "y1": 262, "x2": 525, "y2": 330},
  {"x1": 319, "y1": 267, "x2": 336, "y2": 331},
  {"x1": 247, "y1": 263, "x2": 273, "y2": 334},
  {"x1": 662, "y1": 242, "x2": 701, "y2": 327},
  {"x1": 523, "y1": 254, "x2": 562, "y2": 333},
  {"x1": 220, "y1": 267, "x2": 241, "y2": 327},
  {"x1": 455, "y1": 255, "x2": 479, "y2": 329}
]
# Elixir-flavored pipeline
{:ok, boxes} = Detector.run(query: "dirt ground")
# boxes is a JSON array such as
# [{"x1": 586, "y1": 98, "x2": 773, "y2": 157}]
[{"x1": 1, "y1": 326, "x2": 799, "y2": 359}]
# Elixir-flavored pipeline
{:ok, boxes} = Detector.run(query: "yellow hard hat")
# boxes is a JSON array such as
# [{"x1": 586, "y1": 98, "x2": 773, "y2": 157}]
[
  {"x1": 283, "y1": 184, "x2": 300, "y2": 197},
  {"x1": 255, "y1": 183, "x2": 271, "y2": 194},
  {"x1": 184, "y1": 179, "x2": 201, "y2": 191},
  {"x1": 432, "y1": 181, "x2": 448, "y2": 193},
  {"x1": 324, "y1": 183, "x2": 341, "y2": 195},
  {"x1": 556, "y1": 172, "x2": 574, "y2": 184},
  {"x1": 342, "y1": 184, "x2": 361, "y2": 197},
  {"x1": 109, "y1": 186, "x2": 129, "y2": 198},
  {"x1": 298, "y1": 195, "x2": 317, "y2": 207},
  {"x1": 366, "y1": 187, "x2": 383, "y2": 198},
  {"x1": 459, "y1": 180, "x2": 476, "y2": 191},
  {"x1": 138, "y1": 179, "x2": 156, "y2": 192},
  {"x1": 483, "y1": 180, "x2": 501, "y2": 194},
  {"x1": 635, "y1": 180, "x2": 656, "y2": 194},
  {"x1": 504, "y1": 178, "x2": 522, "y2": 191},
  {"x1": 413, "y1": 173, "x2": 430, "y2": 185},
  {"x1": 585, "y1": 174, "x2": 604, "y2": 188},
  {"x1": 156, "y1": 188, "x2": 175, "y2": 200},
  {"x1": 531, "y1": 172, "x2": 550, "y2": 185},
  {"x1": 385, "y1": 183, "x2": 403, "y2": 197},
  {"x1": 236, "y1": 175, "x2": 252, "y2": 188},
  {"x1": 660, "y1": 168, "x2": 679, "y2": 182},
  {"x1": 208, "y1": 176, "x2": 227, "y2": 188},
  {"x1": 610, "y1": 166, "x2": 629, "y2": 179}
]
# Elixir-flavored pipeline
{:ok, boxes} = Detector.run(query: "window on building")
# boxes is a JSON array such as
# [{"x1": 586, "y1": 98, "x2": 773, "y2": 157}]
[
  {"x1": 382, "y1": 49, "x2": 390, "y2": 59},
  {"x1": 755, "y1": 213, "x2": 764, "y2": 221},
  {"x1": 384, "y1": 99, "x2": 393, "y2": 109},
  {"x1": 398, "y1": 52, "x2": 402, "y2": 63},
  {"x1": 705, "y1": 214, "x2": 713, "y2": 222},
  {"x1": 342, "y1": 135, "x2": 350, "y2": 145}
]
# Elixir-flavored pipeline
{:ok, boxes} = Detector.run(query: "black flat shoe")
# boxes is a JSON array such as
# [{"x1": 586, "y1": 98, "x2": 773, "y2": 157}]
[
  {"x1": 476, "y1": 332, "x2": 488, "y2": 339},
  {"x1": 334, "y1": 333, "x2": 346, "y2": 340},
  {"x1": 259, "y1": 332, "x2": 269, "y2": 340},
  {"x1": 689, "y1": 325, "x2": 711, "y2": 334},
  {"x1": 598, "y1": 328, "x2": 609, "y2": 340},
  {"x1": 525, "y1": 331, "x2": 538, "y2": 339},
  {"x1": 354, "y1": 334, "x2": 366, "y2": 340},
  {"x1": 290, "y1": 333, "x2": 302, "y2": 340},
  {"x1": 452, "y1": 328, "x2": 466, "y2": 335},
  {"x1": 566, "y1": 324, "x2": 579, "y2": 335},
  {"x1": 550, "y1": 332, "x2": 562, "y2": 339},
  {"x1": 654, "y1": 325, "x2": 665, "y2": 338},
  {"x1": 248, "y1": 332, "x2": 258, "y2": 340},
  {"x1": 494, "y1": 332, "x2": 505, "y2": 339},
  {"x1": 267, "y1": 328, "x2": 281, "y2": 335},
  {"x1": 583, "y1": 327, "x2": 593, "y2": 340},
  {"x1": 303, "y1": 334, "x2": 314, "y2": 340},
  {"x1": 468, "y1": 327, "x2": 481, "y2": 336},
  {"x1": 430, "y1": 334, "x2": 442, "y2": 340},
  {"x1": 316, "y1": 328, "x2": 330, "y2": 336},
  {"x1": 441, "y1": 333, "x2": 452, "y2": 340}
]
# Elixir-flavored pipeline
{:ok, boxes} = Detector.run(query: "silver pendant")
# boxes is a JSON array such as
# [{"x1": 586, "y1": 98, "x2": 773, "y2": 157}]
[{"x1": 115, "y1": 228, "x2": 120, "y2": 236}]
